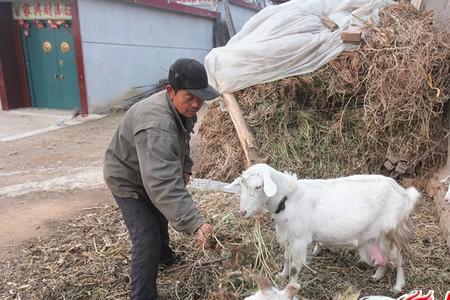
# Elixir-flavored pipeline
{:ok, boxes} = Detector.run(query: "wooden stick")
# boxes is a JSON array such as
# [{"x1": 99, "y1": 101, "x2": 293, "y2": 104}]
[
  {"x1": 320, "y1": 15, "x2": 338, "y2": 31},
  {"x1": 432, "y1": 187, "x2": 450, "y2": 249},
  {"x1": 341, "y1": 25, "x2": 362, "y2": 43},
  {"x1": 222, "y1": 93, "x2": 265, "y2": 167},
  {"x1": 426, "y1": 176, "x2": 450, "y2": 250},
  {"x1": 223, "y1": 0, "x2": 236, "y2": 37}
]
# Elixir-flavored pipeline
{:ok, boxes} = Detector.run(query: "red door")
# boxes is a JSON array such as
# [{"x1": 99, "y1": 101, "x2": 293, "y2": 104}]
[{"x1": 0, "y1": 3, "x2": 30, "y2": 110}]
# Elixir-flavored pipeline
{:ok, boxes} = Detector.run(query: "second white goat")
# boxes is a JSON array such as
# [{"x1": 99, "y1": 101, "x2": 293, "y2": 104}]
[
  {"x1": 244, "y1": 276, "x2": 299, "y2": 300},
  {"x1": 227, "y1": 164, "x2": 420, "y2": 292}
]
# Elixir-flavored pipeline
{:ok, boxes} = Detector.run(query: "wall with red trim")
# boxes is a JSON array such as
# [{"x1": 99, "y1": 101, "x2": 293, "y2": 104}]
[
  {"x1": 218, "y1": 0, "x2": 259, "y2": 33},
  {"x1": 77, "y1": 0, "x2": 214, "y2": 112},
  {"x1": 77, "y1": 0, "x2": 257, "y2": 112}
]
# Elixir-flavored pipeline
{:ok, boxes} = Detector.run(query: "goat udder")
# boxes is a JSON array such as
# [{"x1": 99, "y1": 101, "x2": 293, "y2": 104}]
[{"x1": 368, "y1": 243, "x2": 388, "y2": 266}]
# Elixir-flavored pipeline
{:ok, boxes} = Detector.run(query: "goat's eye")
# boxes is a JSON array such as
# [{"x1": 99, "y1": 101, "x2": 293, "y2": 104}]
[{"x1": 255, "y1": 185, "x2": 262, "y2": 190}]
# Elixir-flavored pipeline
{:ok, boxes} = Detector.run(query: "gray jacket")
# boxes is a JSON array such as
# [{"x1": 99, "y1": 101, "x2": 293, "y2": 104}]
[{"x1": 103, "y1": 90, "x2": 204, "y2": 234}]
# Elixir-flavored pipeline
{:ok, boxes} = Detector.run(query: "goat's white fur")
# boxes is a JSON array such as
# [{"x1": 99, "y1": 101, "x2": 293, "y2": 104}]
[
  {"x1": 228, "y1": 164, "x2": 421, "y2": 293},
  {"x1": 244, "y1": 276, "x2": 299, "y2": 300}
]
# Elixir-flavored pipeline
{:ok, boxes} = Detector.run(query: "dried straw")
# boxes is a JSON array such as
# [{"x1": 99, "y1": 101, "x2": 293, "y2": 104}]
[
  {"x1": 1, "y1": 190, "x2": 449, "y2": 299},
  {"x1": 195, "y1": 3, "x2": 450, "y2": 182}
]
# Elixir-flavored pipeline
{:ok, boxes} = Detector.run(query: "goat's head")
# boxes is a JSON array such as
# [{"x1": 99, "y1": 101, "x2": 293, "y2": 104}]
[
  {"x1": 440, "y1": 176, "x2": 450, "y2": 205},
  {"x1": 226, "y1": 164, "x2": 277, "y2": 218},
  {"x1": 244, "y1": 276, "x2": 300, "y2": 300}
]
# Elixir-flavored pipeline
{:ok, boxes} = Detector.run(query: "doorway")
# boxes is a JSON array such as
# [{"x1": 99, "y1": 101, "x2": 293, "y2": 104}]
[{"x1": 21, "y1": 21, "x2": 80, "y2": 110}]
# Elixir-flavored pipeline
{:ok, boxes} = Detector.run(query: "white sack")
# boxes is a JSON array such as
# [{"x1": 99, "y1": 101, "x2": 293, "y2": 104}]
[{"x1": 205, "y1": 0, "x2": 393, "y2": 93}]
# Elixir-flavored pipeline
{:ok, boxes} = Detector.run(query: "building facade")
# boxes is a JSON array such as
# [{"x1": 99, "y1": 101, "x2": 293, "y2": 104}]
[{"x1": 0, "y1": 0, "x2": 259, "y2": 114}]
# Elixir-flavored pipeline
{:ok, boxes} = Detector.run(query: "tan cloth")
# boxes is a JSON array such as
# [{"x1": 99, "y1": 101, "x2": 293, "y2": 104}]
[{"x1": 103, "y1": 90, "x2": 203, "y2": 234}]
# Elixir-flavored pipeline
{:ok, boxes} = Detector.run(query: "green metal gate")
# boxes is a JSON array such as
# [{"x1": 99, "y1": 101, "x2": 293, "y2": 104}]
[{"x1": 22, "y1": 22, "x2": 80, "y2": 110}]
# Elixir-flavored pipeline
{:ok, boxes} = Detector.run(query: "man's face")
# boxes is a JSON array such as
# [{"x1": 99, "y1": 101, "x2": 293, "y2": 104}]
[{"x1": 168, "y1": 86, "x2": 204, "y2": 118}]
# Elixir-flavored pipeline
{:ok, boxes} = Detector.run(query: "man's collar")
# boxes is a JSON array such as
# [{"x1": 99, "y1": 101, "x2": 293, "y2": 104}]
[{"x1": 165, "y1": 92, "x2": 188, "y2": 133}]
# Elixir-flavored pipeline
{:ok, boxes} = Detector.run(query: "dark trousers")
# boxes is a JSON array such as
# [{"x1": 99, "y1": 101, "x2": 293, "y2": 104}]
[{"x1": 114, "y1": 194, "x2": 173, "y2": 300}]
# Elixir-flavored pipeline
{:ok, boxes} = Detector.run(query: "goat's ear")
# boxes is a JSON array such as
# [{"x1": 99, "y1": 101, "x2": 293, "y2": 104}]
[
  {"x1": 252, "y1": 275, "x2": 272, "y2": 291},
  {"x1": 225, "y1": 177, "x2": 241, "y2": 189},
  {"x1": 284, "y1": 282, "x2": 300, "y2": 299},
  {"x1": 262, "y1": 170, "x2": 277, "y2": 197}
]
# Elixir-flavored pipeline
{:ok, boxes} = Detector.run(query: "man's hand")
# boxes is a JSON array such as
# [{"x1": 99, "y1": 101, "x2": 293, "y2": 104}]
[
  {"x1": 183, "y1": 172, "x2": 191, "y2": 185},
  {"x1": 195, "y1": 223, "x2": 213, "y2": 248}
]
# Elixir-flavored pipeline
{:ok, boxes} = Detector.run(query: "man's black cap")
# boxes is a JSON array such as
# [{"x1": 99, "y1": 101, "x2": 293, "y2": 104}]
[{"x1": 168, "y1": 58, "x2": 220, "y2": 101}]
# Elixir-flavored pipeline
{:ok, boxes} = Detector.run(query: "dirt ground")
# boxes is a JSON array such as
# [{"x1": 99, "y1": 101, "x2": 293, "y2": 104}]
[
  {"x1": 0, "y1": 103, "x2": 209, "y2": 260},
  {"x1": 0, "y1": 113, "x2": 123, "y2": 259}
]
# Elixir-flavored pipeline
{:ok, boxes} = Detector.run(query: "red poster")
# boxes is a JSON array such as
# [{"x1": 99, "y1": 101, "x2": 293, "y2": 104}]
[
  {"x1": 44, "y1": 3, "x2": 52, "y2": 15},
  {"x1": 34, "y1": 3, "x2": 42, "y2": 16},
  {"x1": 54, "y1": 2, "x2": 62, "y2": 16},
  {"x1": 64, "y1": 3, "x2": 72, "y2": 17},
  {"x1": 22, "y1": 3, "x2": 31, "y2": 18}
]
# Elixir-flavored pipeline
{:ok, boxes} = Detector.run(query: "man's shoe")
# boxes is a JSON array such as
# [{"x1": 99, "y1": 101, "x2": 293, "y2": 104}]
[{"x1": 158, "y1": 254, "x2": 181, "y2": 271}]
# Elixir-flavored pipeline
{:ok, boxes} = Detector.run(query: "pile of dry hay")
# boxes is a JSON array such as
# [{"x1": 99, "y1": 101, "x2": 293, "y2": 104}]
[
  {"x1": 195, "y1": 3, "x2": 450, "y2": 182},
  {"x1": 1, "y1": 190, "x2": 449, "y2": 300}
]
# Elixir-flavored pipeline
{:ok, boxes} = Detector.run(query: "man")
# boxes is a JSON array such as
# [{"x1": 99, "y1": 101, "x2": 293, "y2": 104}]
[{"x1": 103, "y1": 58, "x2": 220, "y2": 300}]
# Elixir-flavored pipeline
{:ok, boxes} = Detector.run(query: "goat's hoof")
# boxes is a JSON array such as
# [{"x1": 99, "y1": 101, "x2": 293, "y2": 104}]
[
  {"x1": 390, "y1": 285, "x2": 403, "y2": 294},
  {"x1": 312, "y1": 247, "x2": 321, "y2": 256},
  {"x1": 371, "y1": 274, "x2": 383, "y2": 281}
]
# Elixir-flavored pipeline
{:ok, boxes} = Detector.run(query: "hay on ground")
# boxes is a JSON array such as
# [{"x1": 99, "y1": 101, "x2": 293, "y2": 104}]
[{"x1": 1, "y1": 190, "x2": 449, "y2": 299}]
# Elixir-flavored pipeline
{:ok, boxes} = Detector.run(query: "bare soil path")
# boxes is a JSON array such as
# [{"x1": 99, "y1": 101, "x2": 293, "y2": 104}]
[
  {"x1": 0, "y1": 105, "x2": 209, "y2": 260},
  {"x1": 0, "y1": 113, "x2": 124, "y2": 258}
]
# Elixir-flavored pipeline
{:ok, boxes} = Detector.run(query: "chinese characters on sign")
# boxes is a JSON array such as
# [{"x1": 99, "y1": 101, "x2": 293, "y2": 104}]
[{"x1": 12, "y1": 2, "x2": 72, "y2": 20}]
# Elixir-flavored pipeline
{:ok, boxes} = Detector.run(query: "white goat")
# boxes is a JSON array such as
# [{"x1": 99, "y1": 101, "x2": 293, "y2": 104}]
[
  {"x1": 227, "y1": 164, "x2": 421, "y2": 292},
  {"x1": 244, "y1": 276, "x2": 300, "y2": 300}
]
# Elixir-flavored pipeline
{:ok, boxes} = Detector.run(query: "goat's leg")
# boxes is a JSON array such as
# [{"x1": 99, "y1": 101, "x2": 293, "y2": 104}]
[
  {"x1": 277, "y1": 247, "x2": 291, "y2": 279},
  {"x1": 392, "y1": 252, "x2": 405, "y2": 293},
  {"x1": 312, "y1": 242, "x2": 322, "y2": 256},
  {"x1": 290, "y1": 239, "x2": 308, "y2": 282},
  {"x1": 372, "y1": 266, "x2": 387, "y2": 281}
]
